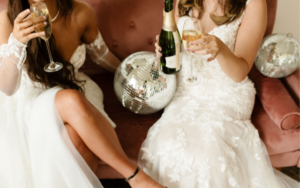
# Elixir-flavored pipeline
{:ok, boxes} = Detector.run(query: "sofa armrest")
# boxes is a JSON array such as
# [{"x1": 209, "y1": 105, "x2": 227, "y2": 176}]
[
  {"x1": 249, "y1": 66, "x2": 300, "y2": 130},
  {"x1": 283, "y1": 68, "x2": 300, "y2": 104}
]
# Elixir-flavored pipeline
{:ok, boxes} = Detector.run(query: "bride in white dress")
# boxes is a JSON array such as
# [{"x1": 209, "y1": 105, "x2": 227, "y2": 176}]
[
  {"x1": 0, "y1": 0, "x2": 165, "y2": 187},
  {"x1": 138, "y1": 0, "x2": 300, "y2": 187}
]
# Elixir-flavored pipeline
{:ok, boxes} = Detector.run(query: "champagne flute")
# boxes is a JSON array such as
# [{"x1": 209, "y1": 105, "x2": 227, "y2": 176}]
[
  {"x1": 30, "y1": 2, "x2": 63, "y2": 72},
  {"x1": 182, "y1": 18, "x2": 203, "y2": 85}
]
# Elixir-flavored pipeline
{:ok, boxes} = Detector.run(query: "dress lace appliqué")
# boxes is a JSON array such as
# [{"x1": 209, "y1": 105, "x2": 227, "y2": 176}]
[
  {"x1": 85, "y1": 31, "x2": 116, "y2": 72},
  {"x1": 0, "y1": 34, "x2": 27, "y2": 69}
]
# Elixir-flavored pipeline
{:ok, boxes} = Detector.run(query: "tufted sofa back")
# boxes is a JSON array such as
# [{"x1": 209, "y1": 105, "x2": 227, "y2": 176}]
[
  {"x1": 0, "y1": 0, "x2": 277, "y2": 75},
  {"x1": 79, "y1": 0, "x2": 166, "y2": 74},
  {"x1": 82, "y1": 0, "x2": 164, "y2": 60}
]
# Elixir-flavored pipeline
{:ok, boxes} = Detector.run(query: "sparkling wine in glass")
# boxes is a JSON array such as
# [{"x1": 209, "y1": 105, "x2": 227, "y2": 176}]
[
  {"x1": 30, "y1": 2, "x2": 63, "y2": 72},
  {"x1": 182, "y1": 18, "x2": 203, "y2": 85}
]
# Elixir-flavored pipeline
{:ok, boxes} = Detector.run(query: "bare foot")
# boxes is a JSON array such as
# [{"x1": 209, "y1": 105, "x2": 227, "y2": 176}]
[{"x1": 128, "y1": 169, "x2": 166, "y2": 188}]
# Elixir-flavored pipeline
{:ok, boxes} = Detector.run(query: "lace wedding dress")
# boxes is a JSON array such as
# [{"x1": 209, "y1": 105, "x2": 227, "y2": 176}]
[
  {"x1": 0, "y1": 31, "x2": 116, "y2": 188},
  {"x1": 138, "y1": 1, "x2": 300, "y2": 187}
]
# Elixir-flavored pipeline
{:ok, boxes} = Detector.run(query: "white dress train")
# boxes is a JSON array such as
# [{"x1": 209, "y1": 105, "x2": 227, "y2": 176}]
[
  {"x1": 138, "y1": 1, "x2": 300, "y2": 187},
  {"x1": 0, "y1": 31, "x2": 116, "y2": 188}
]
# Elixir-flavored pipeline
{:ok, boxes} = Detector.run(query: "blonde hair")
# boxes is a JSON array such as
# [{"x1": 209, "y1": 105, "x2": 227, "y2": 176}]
[{"x1": 178, "y1": 0, "x2": 247, "y2": 26}]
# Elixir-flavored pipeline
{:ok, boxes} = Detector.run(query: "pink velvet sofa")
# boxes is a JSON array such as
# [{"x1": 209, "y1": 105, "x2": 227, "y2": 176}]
[{"x1": 0, "y1": 0, "x2": 299, "y2": 180}]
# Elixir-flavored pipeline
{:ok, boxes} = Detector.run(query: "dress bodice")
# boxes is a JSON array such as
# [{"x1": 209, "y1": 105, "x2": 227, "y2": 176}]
[
  {"x1": 176, "y1": 0, "x2": 253, "y2": 87},
  {"x1": 69, "y1": 44, "x2": 86, "y2": 71},
  {"x1": 19, "y1": 30, "x2": 114, "y2": 89},
  {"x1": 180, "y1": 0, "x2": 252, "y2": 52},
  {"x1": 21, "y1": 44, "x2": 86, "y2": 89}
]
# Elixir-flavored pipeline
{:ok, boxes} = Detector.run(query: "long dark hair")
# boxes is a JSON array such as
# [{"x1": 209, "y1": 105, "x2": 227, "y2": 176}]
[
  {"x1": 7, "y1": 0, "x2": 85, "y2": 92},
  {"x1": 178, "y1": 0, "x2": 247, "y2": 25}
]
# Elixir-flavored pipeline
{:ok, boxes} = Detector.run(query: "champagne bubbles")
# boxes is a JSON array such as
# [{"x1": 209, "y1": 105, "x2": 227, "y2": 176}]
[
  {"x1": 114, "y1": 52, "x2": 177, "y2": 114},
  {"x1": 255, "y1": 33, "x2": 300, "y2": 78}
]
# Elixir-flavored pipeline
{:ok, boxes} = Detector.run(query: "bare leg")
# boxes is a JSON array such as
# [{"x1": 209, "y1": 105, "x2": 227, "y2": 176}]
[
  {"x1": 55, "y1": 89, "x2": 164, "y2": 188},
  {"x1": 65, "y1": 124, "x2": 99, "y2": 173}
]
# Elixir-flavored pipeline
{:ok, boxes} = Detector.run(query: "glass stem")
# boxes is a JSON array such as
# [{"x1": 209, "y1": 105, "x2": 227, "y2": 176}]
[
  {"x1": 45, "y1": 40, "x2": 54, "y2": 64},
  {"x1": 190, "y1": 54, "x2": 194, "y2": 79}
]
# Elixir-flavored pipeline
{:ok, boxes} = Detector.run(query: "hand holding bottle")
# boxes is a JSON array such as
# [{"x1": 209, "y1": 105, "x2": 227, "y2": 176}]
[
  {"x1": 155, "y1": 35, "x2": 162, "y2": 58},
  {"x1": 12, "y1": 9, "x2": 47, "y2": 44}
]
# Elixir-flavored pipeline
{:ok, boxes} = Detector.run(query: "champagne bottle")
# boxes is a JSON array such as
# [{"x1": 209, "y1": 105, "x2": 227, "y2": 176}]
[{"x1": 159, "y1": 0, "x2": 182, "y2": 74}]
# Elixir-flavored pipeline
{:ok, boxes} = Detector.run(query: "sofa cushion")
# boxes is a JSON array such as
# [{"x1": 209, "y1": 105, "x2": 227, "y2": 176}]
[
  {"x1": 269, "y1": 150, "x2": 300, "y2": 168},
  {"x1": 251, "y1": 98, "x2": 300, "y2": 155},
  {"x1": 0, "y1": 1, "x2": 6, "y2": 12},
  {"x1": 282, "y1": 68, "x2": 300, "y2": 104},
  {"x1": 249, "y1": 66, "x2": 300, "y2": 130}
]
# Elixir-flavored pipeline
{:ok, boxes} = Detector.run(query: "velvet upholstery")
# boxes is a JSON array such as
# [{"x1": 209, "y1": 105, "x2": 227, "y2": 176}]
[
  {"x1": 265, "y1": 0, "x2": 277, "y2": 37},
  {"x1": 0, "y1": 0, "x2": 299, "y2": 178},
  {"x1": 269, "y1": 150, "x2": 300, "y2": 168},
  {"x1": 283, "y1": 68, "x2": 300, "y2": 104},
  {"x1": 252, "y1": 99, "x2": 300, "y2": 155},
  {"x1": 79, "y1": 0, "x2": 165, "y2": 75},
  {"x1": 249, "y1": 67, "x2": 300, "y2": 130}
]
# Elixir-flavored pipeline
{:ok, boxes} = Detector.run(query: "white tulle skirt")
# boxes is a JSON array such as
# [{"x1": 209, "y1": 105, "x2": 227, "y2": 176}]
[{"x1": 0, "y1": 72, "x2": 115, "y2": 188}]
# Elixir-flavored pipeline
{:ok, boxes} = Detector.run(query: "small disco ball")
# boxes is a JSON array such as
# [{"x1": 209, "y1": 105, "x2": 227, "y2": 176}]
[
  {"x1": 255, "y1": 33, "x2": 300, "y2": 78},
  {"x1": 114, "y1": 51, "x2": 177, "y2": 114}
]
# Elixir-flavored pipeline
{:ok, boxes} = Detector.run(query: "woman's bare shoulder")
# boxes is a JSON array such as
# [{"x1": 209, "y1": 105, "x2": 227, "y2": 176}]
[
  {"x1": 72, "y1": 1, "x2": 99, "y2": 43},
  {"x1": 245, "y1": 0, "x2": 267, "y2": 16},
  {"x1": 239, "y1": 0, "x2": 267, "y2": 32},
  {"x1": 0, "y1": 10, "x2": 13, "y2": 44},
  {"x1": 72, "y1": 1, "x2": 95, "y2": 23},
  {"x1": 70, "y1": 1, "x2": 96, "y2": 32}
]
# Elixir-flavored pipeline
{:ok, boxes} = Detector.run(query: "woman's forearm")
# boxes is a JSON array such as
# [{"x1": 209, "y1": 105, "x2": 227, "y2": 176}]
[
  {"x1": 0, "y1": 34, "x2": 27, "y2": 96},
  {"x1": 0, "y1": 57, "x2": 22, "y2": 96},
  {"x1": 216, "y1": 43, "x2": 251, "y2": 83}
]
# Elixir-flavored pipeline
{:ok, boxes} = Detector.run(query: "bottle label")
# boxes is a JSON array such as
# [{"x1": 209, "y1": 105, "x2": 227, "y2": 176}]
[
  {"x1": 166, "y1": 55, "x2": 177, "y2": 68},
  {"x1": 173, "y1": 31, "x2": 181, "y2": 71},
  {"x1": 165, "y1": 32, "x2": 182, "y2": 70},
  {"x1": 162, "y1": 10, "x2": 177, "y2": 32}
]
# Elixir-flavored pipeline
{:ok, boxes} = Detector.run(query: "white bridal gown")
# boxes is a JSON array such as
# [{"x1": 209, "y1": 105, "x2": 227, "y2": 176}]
[
  {"x1": 0, "y1": 31, "x2": 116, "y2": 188},
  {"x1": 138, "y1": 0, "x2": 300, "y2": 187}
]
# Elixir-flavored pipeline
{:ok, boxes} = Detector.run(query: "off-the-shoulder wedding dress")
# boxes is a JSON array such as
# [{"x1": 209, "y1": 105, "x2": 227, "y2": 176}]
[
  {"x1": 138, "y1": 0, "x2": 299, "y2": 187},
  {"x1": 0, "y1": 31, "x2": 115, "y2": 188}
]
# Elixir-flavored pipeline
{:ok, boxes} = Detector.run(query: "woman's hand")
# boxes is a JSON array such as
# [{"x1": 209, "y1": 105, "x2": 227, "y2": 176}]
[
  {"x1": 187, "y1": 34, "x2": 225, "y2": 62},
  {"x1": 154, "y1": 35, "x2": 162, "y2": 58},
  {"x1": 13, "y1": 9, "x2": 47, "y2": 44}
]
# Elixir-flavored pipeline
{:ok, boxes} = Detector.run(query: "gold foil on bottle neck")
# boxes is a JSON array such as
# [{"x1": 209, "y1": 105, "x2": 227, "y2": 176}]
[{"x1": 162, "y1": 9, "x2": 177, "y2": 32}]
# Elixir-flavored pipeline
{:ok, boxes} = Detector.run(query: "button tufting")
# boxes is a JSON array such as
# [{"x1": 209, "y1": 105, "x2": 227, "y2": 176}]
[
  {"x1": 148, "y1": 39, "x2": 153, "y2": 45},
  {"x1": 130, "y1": 21, "x2": 135, "y2": 27},
  {"x1": 113, "y1": 41, "x2": 118, "y2": 47}
]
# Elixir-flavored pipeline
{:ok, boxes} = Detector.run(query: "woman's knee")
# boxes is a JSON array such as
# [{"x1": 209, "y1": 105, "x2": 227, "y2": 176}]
[
  {"x1": 55, "y1": 89, "x2": 85, "y2": 107},
  {"x1": 55, "y1": 89, "x2": 89, "y2": 121}
]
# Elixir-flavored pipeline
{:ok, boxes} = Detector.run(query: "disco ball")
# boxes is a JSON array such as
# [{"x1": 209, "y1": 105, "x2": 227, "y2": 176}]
[
  {"x1": 255, "y1": 33, "x2": 300, "y2": 78},
  {"x1": 114, "y1": 51, "x2": 177, "y2": 114}
]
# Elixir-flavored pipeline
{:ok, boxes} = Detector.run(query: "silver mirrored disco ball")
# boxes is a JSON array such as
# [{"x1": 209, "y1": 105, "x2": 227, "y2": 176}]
[
  {"x1": 255, "y1": 33, "x2": 300, "y2": 78},
  {"x1": 114, "y1": 51, "x2": 177, "y2": 114}
]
